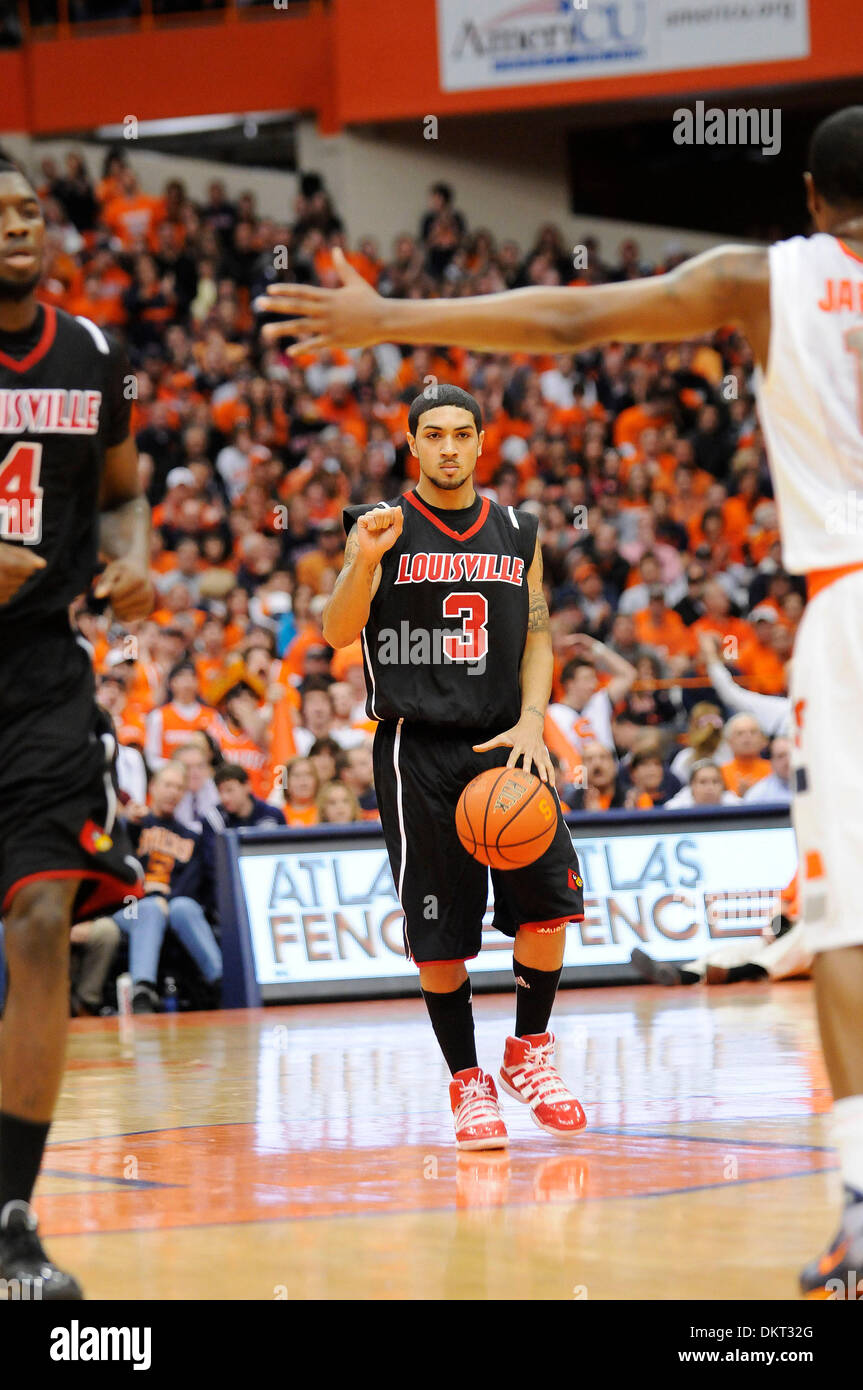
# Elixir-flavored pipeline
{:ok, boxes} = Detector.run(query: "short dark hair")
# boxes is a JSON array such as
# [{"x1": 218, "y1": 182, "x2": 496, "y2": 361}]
[
  {"x1": 168, "y1": 659, "x2": 196, "y2": 685},
  {"x1": 301, "y1": 677, "x2": 333, "y2": 708},
  {"x1": 0, "y1": 150, "x2": 33, "y2": 190},
  {"x1": 809, "y1": 107, "x2": 863, "y2": 208},
  {"x1": 561, "y1": 658, "x2": 595, "y2": 685},
  {"x1": 309, "y1": 736, "x2": 341, "y2": 758},
  {"x1": 214, "y1": 762, "x2": 249, "y2": 788},
  {"x1": 431, "y1": 182, "x2": 453, "y2": 204},
  {"x1": 408, "y1": 386, "x2": 482, "y2": 439}
]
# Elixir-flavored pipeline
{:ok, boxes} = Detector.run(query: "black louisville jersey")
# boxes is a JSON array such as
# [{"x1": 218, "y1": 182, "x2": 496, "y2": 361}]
[
  {"x1": 0, "y1": 303, "x2": 131, "y2": 631},
  {"x1": 343, "y1": 490, "x2": 539, "y2": 730}
]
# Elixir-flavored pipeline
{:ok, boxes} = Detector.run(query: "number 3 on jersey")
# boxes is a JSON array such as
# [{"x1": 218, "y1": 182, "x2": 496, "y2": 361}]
[
  {"x1": 442, "y1": 591, "x2": 488, "y2": 661},
  {"x1": 0, "y1": 441, "x2": 44, "y2": 543}
]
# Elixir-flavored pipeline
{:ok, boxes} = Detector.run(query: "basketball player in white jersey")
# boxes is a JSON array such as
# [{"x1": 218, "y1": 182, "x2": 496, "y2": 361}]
[{"x1": 260, "y1": 106, "x2": 863, "y2": 1296}]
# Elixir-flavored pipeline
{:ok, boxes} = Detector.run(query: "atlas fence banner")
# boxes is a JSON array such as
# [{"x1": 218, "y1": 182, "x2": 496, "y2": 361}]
[
  {"x1": 217, "y1": 807, "x2": 796, "y2": 1005},
  {"x1": 436, "y1": 0, "x2": 810, "y2": 93}
]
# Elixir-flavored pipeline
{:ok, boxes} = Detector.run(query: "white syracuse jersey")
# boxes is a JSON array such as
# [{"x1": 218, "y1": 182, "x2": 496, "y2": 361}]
[{"x1": 756, "y1": 232, "x2": 863, "y2": 574}]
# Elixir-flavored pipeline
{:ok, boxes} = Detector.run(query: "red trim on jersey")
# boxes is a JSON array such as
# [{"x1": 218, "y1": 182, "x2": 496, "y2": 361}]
[
  {"x1": 2, "y1": 867, "x2": 142, "y2": 922},
  {"x1": 405, "y1": 490, "x2": 490, "y2": 543},
  {"x1": 838, "y1": 239, "x2": 863, "y2": 266},
  {"x1": 518, "y1": 914, "x2": 584, "y2": 933},
  {"x1": 0, "y1": 303, "x2": 57, "y2": 373},
  {"x1": 412, "y1": 954, "x2": 479, "y2": 967}
]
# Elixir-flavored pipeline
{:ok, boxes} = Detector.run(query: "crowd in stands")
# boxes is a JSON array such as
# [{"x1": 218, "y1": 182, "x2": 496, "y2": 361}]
[{"x1": 13, "y1": 147, "x2": 800, "y2": 1010}]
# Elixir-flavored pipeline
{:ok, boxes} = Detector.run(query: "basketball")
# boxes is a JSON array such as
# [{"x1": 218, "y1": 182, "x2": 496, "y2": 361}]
[{"x1": 455, "y1": 767, "x2": 557, "y2": 870}]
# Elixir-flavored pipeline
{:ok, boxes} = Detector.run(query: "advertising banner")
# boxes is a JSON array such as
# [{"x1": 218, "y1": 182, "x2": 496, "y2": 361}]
[
  {"x1": 231, "y1": 815, "x2": 797, "y2": 1000},
  {"x1": 436, "y1": 0, "x2": 810, "y2": 93}
]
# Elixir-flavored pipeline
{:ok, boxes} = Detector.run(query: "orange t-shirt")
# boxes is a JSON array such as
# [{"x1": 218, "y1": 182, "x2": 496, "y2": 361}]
[
  {"x1": 115, "y1": 706, "x2": 147, "y2": 748},
  {"x1": 151, "y1": 702, "x2": 221, "y2": 761},
  {"x1": 634, "y1": 608, "x2": 696, "y2": 660},
  {"x1": 283, "y1": 804, "x2": 319, "y2": 828},
  {"x1": 214, "y1": 720, "x2": 274, "y2": 800},
  {"x1": 103, "y1": 193, "x2": 166, "y2": 251},
  {"x1": 720, "y1": 757, "x2": 772, "y2": 797}
]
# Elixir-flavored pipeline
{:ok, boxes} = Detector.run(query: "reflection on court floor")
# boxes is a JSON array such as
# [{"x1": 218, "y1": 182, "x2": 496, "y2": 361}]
[{"x1": 33, "y1": 983, "x2": 836, "y2": 1300}]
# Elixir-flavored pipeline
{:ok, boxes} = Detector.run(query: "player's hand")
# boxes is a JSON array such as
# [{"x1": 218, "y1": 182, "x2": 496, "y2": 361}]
[
  {"x1": 473, "y1": 711, "x2": 554, "y2": 784},
  {"x1": 0, "y1": 541, "x2": 46, "y2": 604},
  {"x1": 94, "y1": 561, "x2": 155, "y2": 623},
  {"x1": 256, "y1": 248, "x2": 384, "y2": 352},
  {"x1": 355, "y1": 506, "x2": 403, "y2": 566}
]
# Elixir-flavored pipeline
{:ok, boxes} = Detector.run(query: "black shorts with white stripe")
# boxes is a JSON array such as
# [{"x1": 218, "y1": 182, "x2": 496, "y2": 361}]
[{"x1": 373, "y1": 719, "x2": 584, "y2": 964}]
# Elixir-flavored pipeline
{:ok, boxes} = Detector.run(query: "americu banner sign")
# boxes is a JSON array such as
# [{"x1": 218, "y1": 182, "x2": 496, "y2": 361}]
[{"x1": 436, "y1": 0, "x2": 810, "y2": 93}]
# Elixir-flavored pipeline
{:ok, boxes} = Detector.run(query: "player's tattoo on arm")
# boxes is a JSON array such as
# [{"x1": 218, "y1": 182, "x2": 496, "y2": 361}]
[
  {"x1": 524, "y1": 704, "x2": 545, "y2": 721},
  {"x1": 527, "y1": 587, "x2": 550, "y2": 633},
  {"x1": 333, "y1": 526, "x2": 375, "y2": 596},
  {"x1": 526, "y1": 539, "x2": 549, "y2": 633}
]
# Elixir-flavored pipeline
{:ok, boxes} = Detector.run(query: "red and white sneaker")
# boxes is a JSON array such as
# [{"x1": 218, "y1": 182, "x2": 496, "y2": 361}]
[
  {"x1": 449, "y1": 1067, "x2": 509, "y2": 1150},
  {"x1": 498, "y1": 1033, "x2": 587, "y2": 1136}
]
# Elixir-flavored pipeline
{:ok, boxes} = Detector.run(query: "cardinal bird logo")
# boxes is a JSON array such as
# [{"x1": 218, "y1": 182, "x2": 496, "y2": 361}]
[
  {"x1": 568, "y1": 869, "x2": 583, "y2": 890},
  {"x1": 80, "y1": 820, "x2": 113, "y2": 854}
]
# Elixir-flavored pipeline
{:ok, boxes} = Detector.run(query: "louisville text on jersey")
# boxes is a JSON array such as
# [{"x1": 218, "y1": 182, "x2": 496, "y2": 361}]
[
  {"x1": 394, "y1": 552, "x2": 525, "y2": 585},
  {"x1": 0, "y1": 388, "x2": 103, "y2": 434}
]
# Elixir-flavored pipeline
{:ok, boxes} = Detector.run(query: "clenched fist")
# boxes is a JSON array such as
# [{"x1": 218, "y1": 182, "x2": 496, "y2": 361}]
[
  {"x1": 354, "y1": 506, "x2": 404, "y2": 568},
  {"x1": 94, "y1": 560, "x2": 155, "y2": 623},
  {"x1": 0, "y1": 541, "x2": 46, "y2": 606}
]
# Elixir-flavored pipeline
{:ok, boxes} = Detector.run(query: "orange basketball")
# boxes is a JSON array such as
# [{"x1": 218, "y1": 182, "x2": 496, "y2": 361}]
[{"x1": 455, "y1": 767, "x2": 558, "y2": 870}]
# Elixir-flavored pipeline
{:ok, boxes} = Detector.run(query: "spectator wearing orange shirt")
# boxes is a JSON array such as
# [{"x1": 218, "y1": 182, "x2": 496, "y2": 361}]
[
  {"x1": 294, "y1": 519, "x2": 345, "y2": 591},
  {"x1": 633, "y1": 587, "x2": 696, "y2": 671},
  {"x1": 613, "y1": 380, "x2": 672, "y2": 451},
  {"x1": 145, "y1": 661, "x2": 221, "y2": 769},
  {"x1": 96, "y1": 150, "x2": 128, "y2": 212},
  {"x1": 273, "y1": 757, "x2": 320, "y2": 826},
  {"x1": 95, "y1": 670, "x2": 147, "y2": 752},
  {"x1": 103, "y1": 168, "x2": 165, "y2": 253},
  {"x1": 736, "y1": 607, "x2": 788, "y2": 695},
  {"x1": 213, "y1": 682, "x2": 274, "y2": 801},
  {"x1": 719, "y1": 714, "x2": 772, "y2": 798},
  {"x1": 690, "y1": 581, "x2": 754, "y2": 658},
  {"x1": 721, "y1": 461, "x2": 768, "y2": 563}
]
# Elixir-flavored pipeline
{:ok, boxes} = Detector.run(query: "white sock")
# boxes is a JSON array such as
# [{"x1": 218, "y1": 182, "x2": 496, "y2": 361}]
[{"x1": 832, "y1": 1095, "x2": 863, "y2": 1197}]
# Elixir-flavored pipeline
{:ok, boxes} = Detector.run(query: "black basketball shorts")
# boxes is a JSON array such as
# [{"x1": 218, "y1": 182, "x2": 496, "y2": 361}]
[
  {"x1": 373, "y1": 720, "x2": 584, "y2": 964},
  {"x1": 0, "y1": 615, "x2": 144, "y2": 923}
]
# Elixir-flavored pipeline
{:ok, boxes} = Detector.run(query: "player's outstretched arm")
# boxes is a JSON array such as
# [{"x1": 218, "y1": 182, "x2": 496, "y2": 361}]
[
  {"x1": 96, "y1": 434, "x2": 154, "y2": 623},
  {"x1": 321, "y1": 509, "x2": 401, "y2": 649},
  {"x1": 474, "y1": 539, "x2": 555, "y2": 783},
  {"x1": 260, "y1": 245, "x2": 770, "y2": 364}
]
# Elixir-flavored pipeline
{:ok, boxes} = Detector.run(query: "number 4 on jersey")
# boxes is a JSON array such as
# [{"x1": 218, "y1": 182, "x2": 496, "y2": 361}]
[{"x1": 0, "y1": 441, "x2": 44, "y2": 543}]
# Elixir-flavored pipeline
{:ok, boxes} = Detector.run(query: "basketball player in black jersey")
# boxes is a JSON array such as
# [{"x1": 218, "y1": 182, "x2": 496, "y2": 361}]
[
  {"x1": 0, "y1": 155, "x2": 152, "y2": 1299},
  {"x1": 330, "y1": 385, "x2": 586, "y2": 1149}
]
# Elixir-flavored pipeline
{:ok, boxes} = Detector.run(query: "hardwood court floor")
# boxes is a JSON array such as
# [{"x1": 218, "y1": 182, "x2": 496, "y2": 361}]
[{"x1": 25, "y1": 981, "x2": 838, "y2": 1300}]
